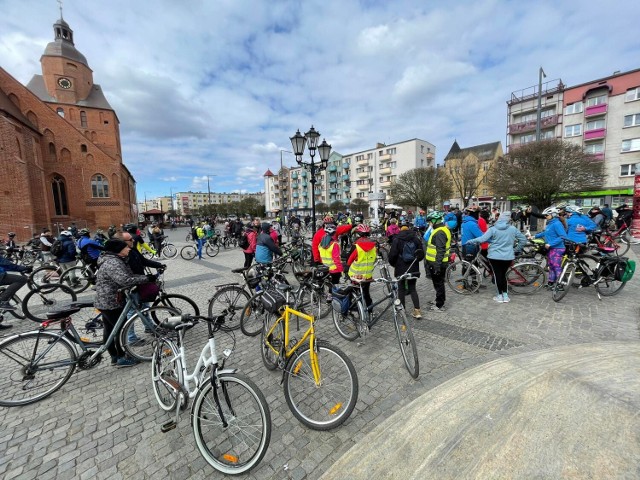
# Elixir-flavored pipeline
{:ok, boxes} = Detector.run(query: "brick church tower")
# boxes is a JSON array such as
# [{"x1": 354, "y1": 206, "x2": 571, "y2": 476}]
[{"x1": 0, "y1": 13, "x2": 136, "y2": 237}]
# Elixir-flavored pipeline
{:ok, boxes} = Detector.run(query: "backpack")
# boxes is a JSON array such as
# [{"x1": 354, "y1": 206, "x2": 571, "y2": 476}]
[
  {"x1": 401, "y1": 240, "x2": 417, "y2": 263},
  {"x1": 331, "y1": 285, "x2": 351, "y2": 314},
  {"x1": 238, "y1": 232, "x2": 250, "y2": 249},
  {"x1": 50, "y1": 239, "x2": 63, "y2": 258}
]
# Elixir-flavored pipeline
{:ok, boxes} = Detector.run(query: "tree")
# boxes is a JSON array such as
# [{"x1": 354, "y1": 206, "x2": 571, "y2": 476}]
[
  {"x1": 490, "y1": 139, "x2": 605, "y2": 209},
  {"x1": 389, "y1": 167, "x2": 452, "y2": 210},
  {"x1": 315, "y1": 202, "x2": 329, "y2": 214},
  {"x1": 447, "y1": 155, "x2": 492, "y2": 208},
  {"x1": 349, "y1": 198, "x2": 369, "y2": 215},
  {"x1": 330, "y1": 200, "x2": 345, "y2": 212},
  {"x1": 240, "y1": 197, "x2": 261, "y2": 218}
]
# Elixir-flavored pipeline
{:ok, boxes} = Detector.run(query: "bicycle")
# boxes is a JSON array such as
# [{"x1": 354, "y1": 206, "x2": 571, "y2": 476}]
[
  {"x1": 446, "y1": 249, "x2": 546, "y2": 295},
  {"x1": 260, "y1": 283, "x2": 358, "y2": 430},
  {"x1": 586, "y1": 219, "x2": 631, "y2": 256},
  {"x1": 152, "y1": 313, "x2": 271, "y2": 474},
  {"x1": 151, "y1": 270, "x2": 200, "y2": 318},
  {"x1": 551, "y1": 241, "x2": 628, "y2": 302},
  {"x1": 142, "y1": 236, "x2": 178, "y2": 260},
  {"x1": 331, "y1": 257, "x2": 420, "y2": 379},
  {"x1": 59, "y1": 259, "x2": 97, "y2": 294},
  {"x1": 0, "y1": 289, "x2": 179, "y2": 406}
]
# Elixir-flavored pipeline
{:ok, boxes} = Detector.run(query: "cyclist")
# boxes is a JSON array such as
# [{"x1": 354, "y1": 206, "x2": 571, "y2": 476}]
[
  {"x1": 124, "y1": 223, "x2": 156, "y2": 258},
  {"x1": 39, "y1": 228, "x2": 55, "y2": 264},
  {"x1": 531, "y1": 207, "x2": 569, "y2": 290},
  {"x1": 255, "y1": 223, "x2": 282, "y2": 265},
  {"x1": 318, "y1": 224, "x2": 344, "y2": 287},
  {"x1": 588, "y1": 206, "x2": 606, "y2": 230},
  {"x1": 270, "y1": 219, "x2": 282, "y2": 245},
  {"x1": 413, "y1": 210, "x2": 427, "y2": 232},
  {"x1": 242, "y1": 223, "x2": 259, "y2": 268},
  {"x1": 465, "y1": 211, "x2": 527, "y2": 303},
  {"x1": 460, "y1": 206, "x2": 484, "y2": 261},
  {"x1": 388, "y1": 222, "x2": 424, "y2": 318},
  {"x1": 385, "y1": 218, "x2": 400, "y2": 243},
  {"x1": 94, "y1": 229, "x2": 108, "y2": 245},
  {"x1": 346, "y1": 224, "x2": 377, "y2": 313},
  {"x1": 107, "y1": 225, "x2": 117, "y2": 239},
  {"x1": 563, "y1": 206, "x2": 596, "y2": 245},
  {"x1": 0, "y1": 255, "x2": 31, "y2": 320},
  {"x1": 58, "y1": 230, "x2": 79, "y2": 286},
  {"x1": 77, "y1": 228, "x2": 104, "y2": 272},
  {"x1": 424, "y1": 211, "x2": 451, "y2": 312},
  {"x1": 615, "y1": 204, "x2": 633, "y2": 229},
  {"x1": 312, "y1": 216, "x2": 352, "y2": 266}
]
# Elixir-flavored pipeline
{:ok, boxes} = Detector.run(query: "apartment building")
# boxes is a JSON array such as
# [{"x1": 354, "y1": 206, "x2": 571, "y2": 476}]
[
  {"x1": 173, "y1": 191, "x2": 264, "y2": 215},
  {"x1": 507, "y1": 68, "x2": 640, "y2": 208}
]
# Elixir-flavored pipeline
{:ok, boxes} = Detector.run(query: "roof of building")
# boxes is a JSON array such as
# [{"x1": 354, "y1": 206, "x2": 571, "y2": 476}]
[
  {"x1": 263, "y1": 169, "x2": 275, "y2": 177},
  {"x1": 42, "y1": 17, "x2": 89, "y2": 67},
  {"x1": 0, "y1": 86, "x2": 39, "y2": 133},
  {"x1": 444, "y1": 141, "x2": 501, "y2": 162},
  {"x1": 26, "y1": 75, "x2": 114, "y2": 110},
  {"x1": 142, "y1": 209, "x2": 164, "y2": 215}
]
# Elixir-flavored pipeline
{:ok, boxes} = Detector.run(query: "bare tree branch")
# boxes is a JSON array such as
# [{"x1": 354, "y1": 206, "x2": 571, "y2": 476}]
[{"x1": 389, "y1": 167, "x2": 452, "y2": 210}]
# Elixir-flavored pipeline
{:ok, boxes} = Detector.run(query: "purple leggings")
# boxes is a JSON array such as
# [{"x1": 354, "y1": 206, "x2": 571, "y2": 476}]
[{"x1": 547, "y1": 247, "x2": 565, "y2": 283}]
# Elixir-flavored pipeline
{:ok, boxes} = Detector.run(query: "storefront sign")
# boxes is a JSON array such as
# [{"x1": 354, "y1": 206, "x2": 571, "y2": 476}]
[{"x1": 633, "y1": 163, "x2": 640, "y2": 239}]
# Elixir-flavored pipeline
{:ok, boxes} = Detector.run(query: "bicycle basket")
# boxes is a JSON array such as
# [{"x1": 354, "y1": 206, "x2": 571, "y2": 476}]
[
  {"x1": 261, "y1": 288, "x2": 286, "y2": 314},
  {"x1": 331, "y1": 285, "x2": 351, "y2": 314}
]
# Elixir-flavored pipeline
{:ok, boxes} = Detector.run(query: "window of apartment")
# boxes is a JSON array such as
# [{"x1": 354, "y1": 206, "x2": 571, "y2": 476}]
[
  {"x1": 565, "y1": 102, "x2": 584, "y2": 115},
  {"x1": 621, "y1": 138, "x2": 640, "y2": 152},
  {"x1": 344, "y1": 158, "x2": 351, "y2": 164},
  {"x1": 625, "y1": 87, "x2": 640, "y2": 102},
  {"x1": 389, "y1": 161, "x2": 397, "y2": 168},
  {"x1": 367, "y1": 153, "x2": 373, "y2": 159},
  {"x1": 620, "y1": 164, "x2": 636, "y2": 176},
  {"x1": 420, "y1": 145, "x2": 424, "y2": 153},
  {"x1": 586, "y1": 119, "x2": 605, "y2": 131},
  {"x1": 541, "y1": 130, "x2": 554, "y2": 139},
  {"x1": 585, "y1": 94, "x2": 607, "y2": 107},
  {"x1": 520, "y1": 133, "x2": 535, "y2": 144},
  {"x1": 623, "y1": 113, "x2": 640, "y2": 127},
  {"x1": 584, "y1": 142, "x2": 604, "y2": 154},
  {"x1": 356, "y1": 155, "x2": 364, "y2": 161},
  {"x1": 564, "y1": 124, "x2": 582, "y2": 137},
  {"x1": 386, "y1": 147, "x2": 397, "y2": 155}
]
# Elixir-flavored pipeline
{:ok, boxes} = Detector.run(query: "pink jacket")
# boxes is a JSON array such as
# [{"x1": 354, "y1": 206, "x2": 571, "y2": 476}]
[{"x1": 386, "y1": 224, "x2": 400, "y2": 237}]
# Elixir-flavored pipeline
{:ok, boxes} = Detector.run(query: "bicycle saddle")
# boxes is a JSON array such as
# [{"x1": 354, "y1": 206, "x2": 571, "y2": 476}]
[
  {"x1": 46, "y1": 306, "x2": 82, "y2": 320},
  {"x1": 293, "y1": 270, "x2": 313, "y2": 281},
  {"x1": 275, "y1": 283, "x2": 292, "y2": 292}
]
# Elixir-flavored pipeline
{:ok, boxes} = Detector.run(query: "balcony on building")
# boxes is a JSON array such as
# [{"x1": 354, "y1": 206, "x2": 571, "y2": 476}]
[
  {"x1": 379, "y1": 179, "x2": 392, "y2": 186},
  {"x1": 329, "y1": 188, "x2": 338, "y2": 194},
  {"x1": 425, "y1": 152, "x2": 435, "y2": 161},
  {"x1": 590, "y1": 152, "x2": 605, "y2": 161},
  {"x1": 328, "y1": 165, "x2": 337, "y2": 172},
  {"x1": 379, "y1": 167, "x2": 392, "y2": 175},
  {"x1": 357, "y1": 171, "x2": 369, "y2": 179},
  {"x1": 302, "y1": 202, "x2": 309, "y2": 208},
  {"x1": 508, "y1": 114, "x2": 559, "y2": 135},
  {"x1": 301, "y1": 181, "x2": 308, "y2": 187},
  {"x1": 291, "y1": 183, "x2": 298, "y2": 189},
  {"x1": 293, "y1": 192, "x2": 299, "y2": 198},
  {"x1": 291, "y1": 172, "x2": 298, "y2": 179},
  {"x1": 358, "y1": 184, "x2": 369, "y2": 191},
  {"x1": 584, "y1": 128, "x2": 606, "y2": 140},
  {"x1": 301, "y1": 171, "x2": 307, "y2": 177},
  {"x1": 293, "y1": 202, "x2": 299, "y2": 208},
  {"x1": 342, "y1": 174, "x2": 349, "y2": 181},
  {"x1": 342, "y1": 162, "x2": 350, "y2": 169},
  {"x1": 357, "y1": 157, "x2": 369, "y2": 166},
  {"x1": 343, "y1": 185, "x2": 350, "y2": 191},
  {"x1": 585, "y1": 104, "x2": 607, "y2": 118},
  {"x1": 329, "y1": 176, "x2": 337, "y2": 183},
  {"x1": 378, "y1": 153, "x2": 391, "y2": 161}
]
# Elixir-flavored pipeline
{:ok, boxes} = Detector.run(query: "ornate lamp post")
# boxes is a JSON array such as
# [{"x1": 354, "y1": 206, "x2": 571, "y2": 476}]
[{"x1": 290, "y1": 126, "x2": 331, "y2": 236}]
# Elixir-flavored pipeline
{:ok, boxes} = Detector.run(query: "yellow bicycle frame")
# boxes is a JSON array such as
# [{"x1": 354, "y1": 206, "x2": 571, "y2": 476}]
[{"x1": 264, "y1": 306, "x2": 321, "y2": 385}]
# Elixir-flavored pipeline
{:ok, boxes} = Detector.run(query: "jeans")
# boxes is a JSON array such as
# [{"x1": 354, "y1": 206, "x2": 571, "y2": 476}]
[
  {"x1": 398, "y1": 278, "x2": 419, "y2": 310},
  {"x1": 197, "y1": 238, "x2": 204, "y2": 259},
  {"x1": 126, "y1": 292, "x2": 153, "y2": 342}
]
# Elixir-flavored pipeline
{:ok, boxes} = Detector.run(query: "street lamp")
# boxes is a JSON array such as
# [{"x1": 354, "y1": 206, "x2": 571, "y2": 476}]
[
  {"x1": 206, "y1": 175, "x2": 217, "y2": 206},
  {"x1": 290, "y1": 126, "x2": 332, "y2": 236}
]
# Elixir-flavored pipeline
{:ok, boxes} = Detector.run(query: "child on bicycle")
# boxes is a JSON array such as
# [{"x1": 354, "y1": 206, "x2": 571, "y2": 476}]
[
  {"x1": 318, "y1": 224, "x2": 344, "y2": 287},
  {"x1": 346, "y1": 224, "x2": 377, "y2": 313},
  {"x1": 531, "y1": 207, "x2": 569, "y2": 289}
]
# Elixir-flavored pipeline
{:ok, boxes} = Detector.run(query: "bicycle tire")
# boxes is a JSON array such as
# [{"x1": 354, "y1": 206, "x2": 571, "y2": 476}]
[
  {"x1": 331, "y1": 300, "x2": 361, "y2": 341},
  {"x1": 261, "y1": 314, "x2": 282, "y2": 370},
  {"x1": 153, "y1": 293, "x2": 199, "y2": 319},
  {"x1": 283, "y1": 340, "x2": 358, "y2": 430},
  {"x1": 205, "y1": 242, "x2": 220, "y2": 258},
  {"x1": 8, "y1": 294, "x2": 25, "y2": 319},
  {"x1": 603, "y1": 234, "x2": 630, "y2": 256},
  {"x1": 21, "y1": 251, "x2": 38, "y2": 267},
  {"x1": 0, "y1": 331, "x2": 77, "y2": 406},
  {"x1": 240, "y1": 292, "x2": 267, "y2": 337},
  {"x1": 180, "y1": 245, "x2": 197, "y2": 260},
  {"x1": 151, "y1": 338, "x2": 186, "y2": 411},
  {"x1": 162, "y1": 244, "x2": 178, "y2": 259},
  {"x1": 30, "y1": 265, "x2": 59, "y2": 289},
  {"x1": 120, "y1": 306, "x2": 180, "y2": 361},
  {"x1": 22, "y1": 284, "x2": 78, "y2": 322},
  {"x1": 446, "y1": 261, "x2": 481, "y2": 295},
  {"x1": 552, "y1": 263, "x2": 575, "y2": 302},
  {"x1": 192, "y1": 373, "x2": 271, "y2": 475},
  {"x1": 507, "y1": 262, "x2": 545, "y2": 295},
  {"x1": 208, "y1": 285, "x2": 249, "y2": 331},
  {"x1": 594, "y1": 259, "x2": 627, "y2": 296},
  {"x1": 394, "y1": 308, "x2": 419, "y2": 379},
  {"x1": 59, "y1": 266, "x2": 91, "y2": 294}
]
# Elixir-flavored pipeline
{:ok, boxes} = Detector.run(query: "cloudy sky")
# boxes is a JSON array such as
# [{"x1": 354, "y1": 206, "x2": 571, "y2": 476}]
[{"x1": 1, "y1": 0, "x2": 638, "y2": 200}]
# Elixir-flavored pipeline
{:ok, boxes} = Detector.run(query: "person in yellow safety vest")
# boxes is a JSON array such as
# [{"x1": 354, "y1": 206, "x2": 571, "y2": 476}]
[
  {"x1": 196, "y1": 223, "x2": 206, "y2": 260},
  {"x1": 318, "y1": 223, "x2": 344, "y2": 286},
  {"x1": 425, "y1": 211, "x2": 451, "y2": 312},
  {"x1": 346, "y1": 224, "x2": 377, "y2": 311}
]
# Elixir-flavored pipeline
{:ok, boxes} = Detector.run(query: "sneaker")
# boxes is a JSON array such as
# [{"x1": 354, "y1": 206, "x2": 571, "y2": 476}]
[
  {"x1": 116, "y1": 357, "x2": 139, "y2": 368},
  {"x1": 0, "y1": 322, "x2": 13, "y2": 330},
  {"x1": 493, "y1": 295, "x2": 505, "y2": 303},
  {"x1": 0, "y1": 302, "x2": 16, "y2": 311},
  {"x1": 110, "y1": 356, "x2": 118, "y2": 366},
  {"x1": 429, "y1": 305, "x2": 445, "y2": 312},
  {"x1": 412, "y1": 308, "x2": 422, "y2": 319},
  {"x1": 426, "y1": 300, "x2": 436, "y2": 306},
  {"x1": 502, "y1": 294, "x2": 511, "y2": 303}
]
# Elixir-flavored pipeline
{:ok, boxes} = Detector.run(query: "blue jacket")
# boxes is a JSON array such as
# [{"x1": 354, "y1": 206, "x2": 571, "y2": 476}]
[
  {"x1": 465, "y1": 219, "x2": 527, "y2": 261},
  {"x1": 414, "y1": 215, "x2": 427, "y2": 228},
  {"x1": 566, "y1": 213, "x2": 596, "y2": 244},
  {"x1": 58, "y1": 236, "x2": 77, "y2": 263},
  {"x1": 255, "y1": 232, "x2": 282, "y2": 264},
  {"x1": 0, "y1": 256, "x2": 28, "y2": 281},
  {"x1": 535, "y1": 217, "x2": 568, "y2": 248},
  {"x1": 444, "y1": 212, "x2": 457, "y2": 230},
  {"x1": 78, "y1": 237, "x2": 104, "y2": 260}
]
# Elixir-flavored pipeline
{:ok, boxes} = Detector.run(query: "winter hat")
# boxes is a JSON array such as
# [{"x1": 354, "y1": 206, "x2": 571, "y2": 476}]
[
  {"x1": 261, "y1": 222, "x2": 271, "y2": 233},
  {"x1": 498, "y1": 211, "x2": 511, "y2": 223},
  {"x1": 104, "y1": 239, "x2": 128, "y2": 253}
]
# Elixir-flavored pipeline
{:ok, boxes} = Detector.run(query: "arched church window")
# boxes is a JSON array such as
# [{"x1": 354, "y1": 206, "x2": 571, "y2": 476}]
[
  {"x1": 51, "y1": 175, "x2": 69, "y2": 216},
  {"x1": 91, "y1": 174, "x2": 109, "y2": 198}
]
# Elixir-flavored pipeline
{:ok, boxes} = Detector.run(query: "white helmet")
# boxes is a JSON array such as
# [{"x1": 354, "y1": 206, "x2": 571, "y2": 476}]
[
  {"x1": 565, "y1": 205, "x2": 583, "y2": 214},
  {"x1": 542, "y1": 206, "x2": 560, "y2": 217}
]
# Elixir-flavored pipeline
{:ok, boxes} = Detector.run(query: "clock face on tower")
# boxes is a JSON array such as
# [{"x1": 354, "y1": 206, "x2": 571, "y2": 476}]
[{"x1": 57, "y1": 77, "x2": 72, "y2": 89}]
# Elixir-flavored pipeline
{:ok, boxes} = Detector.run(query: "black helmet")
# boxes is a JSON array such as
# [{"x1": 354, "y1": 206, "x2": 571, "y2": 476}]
[
  {"x1": 8, "y1": 232, "x2": 16, "y2": 237},
  {"x1": 79, "y1": 228, "x2": 90, "y2": 236},
  {"x1": 123, "y1": 223, "x2": 137, "y2": 234}
]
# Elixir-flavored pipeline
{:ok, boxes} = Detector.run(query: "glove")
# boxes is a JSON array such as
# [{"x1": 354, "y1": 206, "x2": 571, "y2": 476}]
[
  {"x1": 146, "y1": 274, "x2": 157, "y2": 283},
  {"x1": 24, "y1": 266, "x2": 33, "y2": 274}
]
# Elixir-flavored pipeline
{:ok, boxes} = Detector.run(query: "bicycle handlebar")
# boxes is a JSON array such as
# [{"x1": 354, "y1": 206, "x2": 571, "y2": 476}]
[{"x1": 374, "y1": 273, "x2": 418, "y2": 284}]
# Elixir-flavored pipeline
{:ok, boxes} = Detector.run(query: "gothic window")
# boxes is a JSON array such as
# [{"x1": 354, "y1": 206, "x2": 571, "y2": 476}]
[
  {"x1": 15, "y1": 139, "x2": 22, "y2": 159},
  {"x1": 81, "y1": 144, "x2": 87, "y2": 153},
  {"x1": 91, "y1": 174, "x2": 109, "y2": 198},
  {"x1": 60, "y1": 148, "x2": 71, "y2": 161},
  {"x1": 49, "y1": 142, "x2": 57, "y2": 161},
  {"x1": 51, "y1": 175, "x2": 68, "y2": 216},
  {"x1": 56, "y1": 108, "x2": 64, "y2": 118},
  {"x1": 80, "y1": 111, "x2": 87, "y2": 127},
  {"x1": 8, "y1": 93, "x2": 20, "y2": 109},
  {"x1": 27, "y1": 111, "x2": 38, "y2": 128}
]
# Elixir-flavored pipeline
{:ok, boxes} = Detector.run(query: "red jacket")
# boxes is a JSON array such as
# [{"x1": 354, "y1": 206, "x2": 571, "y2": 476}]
[
  {"x1": 478, "y1": 217, "x2": 489, "y2": 251},
  {"x1": 243, "y1": 230, "x2": 258, "y2": 254},
  {"x1": 312, "y1": 225, "x2": 352, "y2": 262}
]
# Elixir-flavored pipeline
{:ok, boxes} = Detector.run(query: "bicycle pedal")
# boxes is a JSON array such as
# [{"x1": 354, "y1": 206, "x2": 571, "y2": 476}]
[{"x1": 160, "y1": 421, "x2": 177, "y2": 433}]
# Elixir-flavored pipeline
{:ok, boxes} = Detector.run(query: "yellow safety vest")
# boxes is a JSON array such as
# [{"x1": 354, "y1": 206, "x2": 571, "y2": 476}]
[
  {"x1": 319, "y1": 241, "x2": 339, "y2": 272},
  {"x1": 426, "y1": 226, "x2": 451, "y2": 263},
  {"x1": 349, "y1": 244, "x2": 376, "y2": 280}
]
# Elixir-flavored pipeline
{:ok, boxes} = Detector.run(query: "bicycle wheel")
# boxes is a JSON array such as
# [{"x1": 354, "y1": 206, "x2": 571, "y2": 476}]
[
  {"x1": 22, "y1": 284, "x2": 78, "y2": 322},
  {"x1": 595, "y1": 263, "x2": 627, "y2": 296},
  {"x1": 192, "y1": 373, "x2": 271, "y2": 475},
  {"x1": 507, "y1": 262, "x2": 545, "y2": 295},
  {"x1": 208, "y1": 286, "x2": 249, "y2": 331},
  {"x1": 22, "y1": 251, "x2": 38, "y2": 267},
  {"x1": 30, "y1": 265, "x2": 60, "y2": 289},
  {"x1": 261, "y1": 314, "x2": 282, "y2": 370},
  {"x1": 153, "y1": 293, "x2": 200, "y2": 318},
  {"x1": 240, "y1": 292, "x2": 267, "y2": 337},
  {"x1": 151, "y1": 338, "x2": 186, "y2": 411},
  {"x1": 552, "y1": 263, "x2": 575, "y2": 302},
  {"x1": 446, "y1": 261, "x2": 481, "y2": 295},
  {"x1": 394, "y1": 308, "x2": 419, "y2": 379},
  {"x1": 205, "y1": 242, "x2": 220, "y2": 258},
  {"x1": 0, "y1": 331, "x2": 77, "y2": 406},
  {"x1": 59, "y1": 266, "x2": 91, "y2": 294},
  {"x1": 8, "y1": 294, "x2": 25, "y2": 319},
  {"x1": 331, "y1": 301, "x2": 361, "y2": 341},
  {"x1": 180, "y1": 245, "x2": 196, "y2": 260},
  {"x1": 603, "y1": 234, "x2": 630, "y2": 256},
  {"x1": 283, "y1": 340, "x2": 358, "y2": 430},
  {"x1": 120, "y1": 306, "x2": 180, "y2": 361},
  {"x1": 161, "y1": 243, "x2": 178, "y2": 259}
]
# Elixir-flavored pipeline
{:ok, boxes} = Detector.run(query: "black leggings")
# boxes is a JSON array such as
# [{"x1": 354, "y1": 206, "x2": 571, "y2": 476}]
[
  {"x1": 489, "y1": 259, "x2": 512, "y2": 295},
  {"x1": 101, "y1": 307, "x2": 125, "y2": 359},
  {"x1": 398, "y1": 278, "x2": 419, "y2": 310},
  {"x1": 243, "y1": 252, "x2": 254, "y2": 268}
]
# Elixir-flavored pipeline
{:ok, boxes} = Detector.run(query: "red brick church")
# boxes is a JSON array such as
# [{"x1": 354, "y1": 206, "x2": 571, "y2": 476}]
[{"x1": 0, "y1": 14, "x2": 136, "y2": 238}]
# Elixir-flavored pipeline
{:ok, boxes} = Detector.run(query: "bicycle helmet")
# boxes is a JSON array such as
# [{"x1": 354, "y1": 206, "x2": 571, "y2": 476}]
[
  {"x1": 323, "y1": 223, "x2": 337, "y2": 235},
  {"x1": 7, "y1": 232, "x2": 16, "y2": 237},
  {"x1": 426, "y1": 211, "x2": 444, "y2": 223},
  {"x1": 123, "y1": 223, "x2": 137, "y2": 233},
  {"x1": 79, "y1": 228, "x2": 90, "y2": 236},
  {"x1": 355, "y1": 224, "x2": 371, "y2": 235},
  {"x1": 323, "y1": 215, "x2": 334, "y2": 224},
  {"x1": 542, "y1": 206, "x2": 560, "y2": 217},
  {"x1": 60, "y1": 230, "x2": 72, "y2": 236}
]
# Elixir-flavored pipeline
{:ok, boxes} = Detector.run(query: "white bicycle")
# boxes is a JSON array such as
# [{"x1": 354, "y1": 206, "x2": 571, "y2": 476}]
[{"x1": 151, "y1": 313, "x2": 271, "y2": 475}]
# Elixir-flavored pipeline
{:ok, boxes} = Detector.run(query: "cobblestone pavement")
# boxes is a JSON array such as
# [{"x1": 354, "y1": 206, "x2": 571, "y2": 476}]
[{"x1": 1, "y1": 228, "x2": 638, "y2": 480}]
